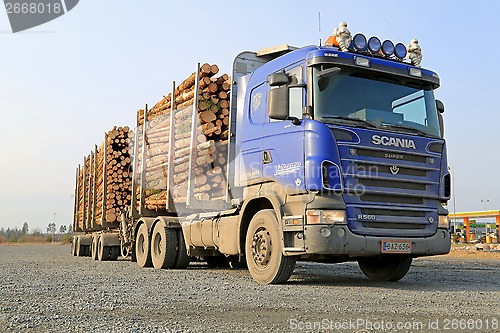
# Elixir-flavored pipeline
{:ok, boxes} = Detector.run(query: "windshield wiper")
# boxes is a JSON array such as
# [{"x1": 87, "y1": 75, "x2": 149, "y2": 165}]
[
  {"x1": 321, "y1": 116, "x2": 377, "y2": 128},
  {"x1": 381, "y1": 123, "x2": 430, "y2": 136}
]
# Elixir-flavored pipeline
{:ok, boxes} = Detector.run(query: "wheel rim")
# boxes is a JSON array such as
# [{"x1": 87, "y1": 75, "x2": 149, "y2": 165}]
[
  {"x1": 251, "y1": 227, "x2": 272, "y2": 268},
  {"x1": 138, "y1": 234, "x2": 145, "y2": 256},
  {"x1": 153, "y1": 233, "x2": 162, "y2": 257}
]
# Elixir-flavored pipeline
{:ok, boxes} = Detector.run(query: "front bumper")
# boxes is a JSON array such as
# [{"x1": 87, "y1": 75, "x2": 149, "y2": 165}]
[{"x1": 303, "y1": 224, "x2": 451, "y2": 257}]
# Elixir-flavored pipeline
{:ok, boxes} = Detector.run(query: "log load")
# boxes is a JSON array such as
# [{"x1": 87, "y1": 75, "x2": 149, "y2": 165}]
[
  {"x1": 101, "y1": 126, "x2": 134, "y2": 223},
  {"x1": 135, "y1": 63, "x2": 231, "y2": 211},
  {"x1": 76, "y1": 126, "x2": 134, "y2": 230}
]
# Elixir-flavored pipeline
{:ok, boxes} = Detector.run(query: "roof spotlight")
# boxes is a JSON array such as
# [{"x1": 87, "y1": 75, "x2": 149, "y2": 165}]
[
  {"x1": 368, "y1": 37, "x2": 381, "y2": 54},
  {"x1": 394, "y1": 43, "x2": 407, "y2": 59},
  {"x1": 382, "y1": 40, "x2": 394, "y2": 56},
  {"x1": 352, "y1": 34, "x2": 367, "y2": 51}
]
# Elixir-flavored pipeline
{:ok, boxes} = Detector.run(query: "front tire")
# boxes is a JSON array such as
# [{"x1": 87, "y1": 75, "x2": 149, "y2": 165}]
[
  {"x1": 135, "y1": 223, "x2": 152, "y2": 268},
  {"x1": 245, "y1": 210, "x2": 296, "y2": 284},
  {"x1": 358, "y1": 256, "x2": 413, "y2": 282}
]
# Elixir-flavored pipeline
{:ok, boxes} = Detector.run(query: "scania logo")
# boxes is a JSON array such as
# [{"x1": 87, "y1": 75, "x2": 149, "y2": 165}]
[
  {"x1": 372, "y1": 135, "x2": 416, "y2": 149},
  {"x1": 390, "y1": 165, "x2": 400, "y2": 175}
]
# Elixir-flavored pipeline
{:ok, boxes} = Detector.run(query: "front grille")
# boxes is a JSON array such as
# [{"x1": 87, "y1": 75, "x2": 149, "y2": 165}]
[
  {"x1": 357, "y1": 163, "x2": 427, "y2": 177},
  {"x1": 362, "y1": 222, "x2": 426, "y2": 230},
  {"x1": 359, "y1": 194, "x2": 424, "y2": 205},
  {"x1": 356, "y1": 148, "x2": 428, "y2": 163},
  {"x1": 358, "y1": 178, "x2": 427, "y2": 191},
  {"x1": 361, "y1": 208, "x2": 425, "y2": 217},
  {"x1": 337, "y1": 131, "x2": 443, "y2": 237}
]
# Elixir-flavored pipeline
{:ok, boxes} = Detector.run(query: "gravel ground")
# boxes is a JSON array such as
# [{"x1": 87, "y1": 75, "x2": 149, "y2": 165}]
[{"x1": 0, "y1": 244, "x2": 499, "y2": 333}]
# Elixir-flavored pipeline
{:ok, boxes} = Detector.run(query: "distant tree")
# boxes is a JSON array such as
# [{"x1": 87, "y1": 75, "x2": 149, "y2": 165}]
[
  {"x1": 46, "y1": 223, "x2": 55, "y2": 234},
  {"x1": 67, "y1": 224, "x2": 72, "y2": 233},
  {"x1": 59, "y1": 225, "x2": 67, "y2": 234},
  {"x1": 21, "y1": 222, "x2": 29, "y2": 235}
]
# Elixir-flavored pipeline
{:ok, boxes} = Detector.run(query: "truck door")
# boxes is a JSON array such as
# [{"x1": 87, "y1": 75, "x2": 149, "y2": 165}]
[{"x1": 261, "y1": 65, "x2": 306, "y2": 195}]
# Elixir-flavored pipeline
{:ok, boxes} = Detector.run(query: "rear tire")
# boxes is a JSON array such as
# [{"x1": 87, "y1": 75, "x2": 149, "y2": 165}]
[
  {"x1": 75, "y1": 236, "x2": 84, "y2": 257},
  {"x1": 174, "y1": 229, "x2": 191, "y2": 269},
  {"x1": 91, "y1": 235, "x2": 99, "y2": 261},
  {"x1": 245, "y1": 209, "x2": 296, "y2": 284},
  {"x1": 358, "y1": 256, "x2": 413, "y2": 282},
  {"x1": 71, "y1": 238, "x2": 77, "y2": 256},
  {"x1": 151, "y1": 223, "x2": 178, "y2": 269},
  {"x1": 135, "y1": 223, "x2": 152, "y2": 268},
  {"x1": 98, "y1": 236, "x2": 110, "y2": 261}
]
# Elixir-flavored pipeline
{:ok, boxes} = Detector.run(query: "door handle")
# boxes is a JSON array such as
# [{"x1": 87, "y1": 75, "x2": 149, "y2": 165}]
[{"x1": 262, "y1": 150, "x2": 273, "y2": 164}]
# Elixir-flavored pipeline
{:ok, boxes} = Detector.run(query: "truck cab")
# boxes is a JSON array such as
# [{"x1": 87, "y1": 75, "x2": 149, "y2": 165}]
[{"x1": 232, "y1": 31, "x2": 451, "y2": 283}]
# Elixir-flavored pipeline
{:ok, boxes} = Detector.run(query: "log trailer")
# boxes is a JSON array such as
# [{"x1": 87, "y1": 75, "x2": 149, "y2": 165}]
[{"x1": 72, "y1": 23, "x2": 451, "y2": 284}]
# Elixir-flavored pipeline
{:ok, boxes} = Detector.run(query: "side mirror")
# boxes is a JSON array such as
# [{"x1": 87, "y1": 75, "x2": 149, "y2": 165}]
[
  {"x1": 268, "y1": 72, "x2": 290, "y2": 87},
  {"x1": 436, "y1": 100, "x2": 445, "y2": 113},
  {"x1": 269, "y1": 86, "x2": 289, "y2": 120},
  {"x1": 438, "y1": 113, "x2": 444, "y2": 137}
]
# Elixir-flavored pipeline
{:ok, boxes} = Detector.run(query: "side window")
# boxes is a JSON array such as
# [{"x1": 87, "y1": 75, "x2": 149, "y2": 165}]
[
  {"x1": 250, "y1": 83, "x2": 267, "y2": 124},
  {"x1": 267, "y1": 65, "x2": 305, "y2": 122},
  {"x1": 287, "y1": 66, "x2": 304, "y2": 119}
]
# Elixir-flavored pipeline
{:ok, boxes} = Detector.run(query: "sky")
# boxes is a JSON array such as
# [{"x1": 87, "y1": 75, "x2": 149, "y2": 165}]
[{"x1": 0, "y1": 0, "x2": 499, "y2": 231}]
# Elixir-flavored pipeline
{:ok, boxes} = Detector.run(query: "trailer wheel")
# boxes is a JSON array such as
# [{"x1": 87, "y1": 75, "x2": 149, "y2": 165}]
[
  {"x1": 135, "y1": 223, "x2": 152, "y2": 268},
  {"x1": 358, "y1": 256, "x2": 413, "y2": 282},
  {"x1": 151, "y1": 223, "x2": 178, "y2": 269},
  {"x1": 97, "y1": 236, "x2": 111, "y2": 261},
  {"x1": 75, "y1": 236, "x2": 84, "y2": 257},
  {"x1": 71, "y1": 238, "x2": 77, "y2": 256},
  {"x1": 91, "y1": 235, "x2": 99, "y2": 261},
  {"x1": 174, "y1": 229, "x2": 191, "y2": 269},
  {"x1": 245, "y1": 209, "x2": 296, "y2": 284}
]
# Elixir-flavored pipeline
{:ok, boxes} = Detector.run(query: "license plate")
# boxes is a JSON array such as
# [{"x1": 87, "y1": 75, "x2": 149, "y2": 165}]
[{"x1": 381, "y1": 240, "x2": 412, "y2": 254}]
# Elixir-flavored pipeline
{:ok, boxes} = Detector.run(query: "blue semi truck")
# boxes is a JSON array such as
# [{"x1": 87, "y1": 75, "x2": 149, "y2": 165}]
[{"x1": 73, "y1": 24, "x2": 451, "y2": 284}]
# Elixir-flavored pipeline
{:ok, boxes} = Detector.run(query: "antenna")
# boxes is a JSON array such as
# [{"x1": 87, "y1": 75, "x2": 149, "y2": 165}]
[{"x1": 318, "y1": 11, "x2": 322, "y2": 46}]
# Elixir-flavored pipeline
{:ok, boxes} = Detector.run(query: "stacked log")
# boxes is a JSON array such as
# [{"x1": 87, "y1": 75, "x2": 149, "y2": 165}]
[
  {"x1": 136, "y1": 63, "x2": 230, "y2": 211},
  {"x1": 76, "y1": 159, "x2": 87, "y2": 231},
  {"x1": 103, "y1": 126, "x2": 134, "y2": 223}
]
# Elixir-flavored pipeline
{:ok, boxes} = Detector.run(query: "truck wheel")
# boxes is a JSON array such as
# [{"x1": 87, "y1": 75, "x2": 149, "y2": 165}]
[
  {"x1": 174, "y1": 229, "x2": 191, "y2": 269},
  {"x1": 110, "y1": 246, "x2": 120, "y2": 261},
  {"x1": 75, "y1": 236, "x2": 83, "y2": 257},
  {"x1": 245, "y1": 209, "x2": 296, "y2": 284},
  {"x1": 135, "y1": 223, "x2": 152, "y2": 268},
  {"x1": 358, "y1": 256, "x2": 413, "y2": 282},
  {"x1": 71, "y1": 238, "x2": 77, "y2": 256},
  {"x1": 97, "y1": 236, "x2": 110, "y2": 261},
  {"x1": 91, "y1": 235, "x2": 99, "y2": 261},
  {"x1": 151, "y1": 223, "x2": 178, "y2": 269}
]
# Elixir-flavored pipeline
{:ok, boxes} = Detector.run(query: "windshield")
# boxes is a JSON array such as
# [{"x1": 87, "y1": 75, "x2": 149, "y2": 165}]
[{"x1": 313, "y1": 65, "x2": 441, "y2": 137}]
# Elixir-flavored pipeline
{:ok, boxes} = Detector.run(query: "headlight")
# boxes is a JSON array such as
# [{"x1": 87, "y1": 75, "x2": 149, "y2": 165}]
[
  {"x1": 368, "y1": 36, "x2": 381, "y2": 54},
  {"x1": 306, "y1": 210, "x2": 346, "y2": 224},
  {"x1": 352, "y1": 33, "x2": 367, "y2": 51},
  {"x1": 381, "y1": 40, "x2": 394, "y2": 56},
  {"x1": 394, "y1": 43, "x2": 407, "y2": 59},
  {"x1": 438, "y1": 216, "x2": 449, "y2": 228}
]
